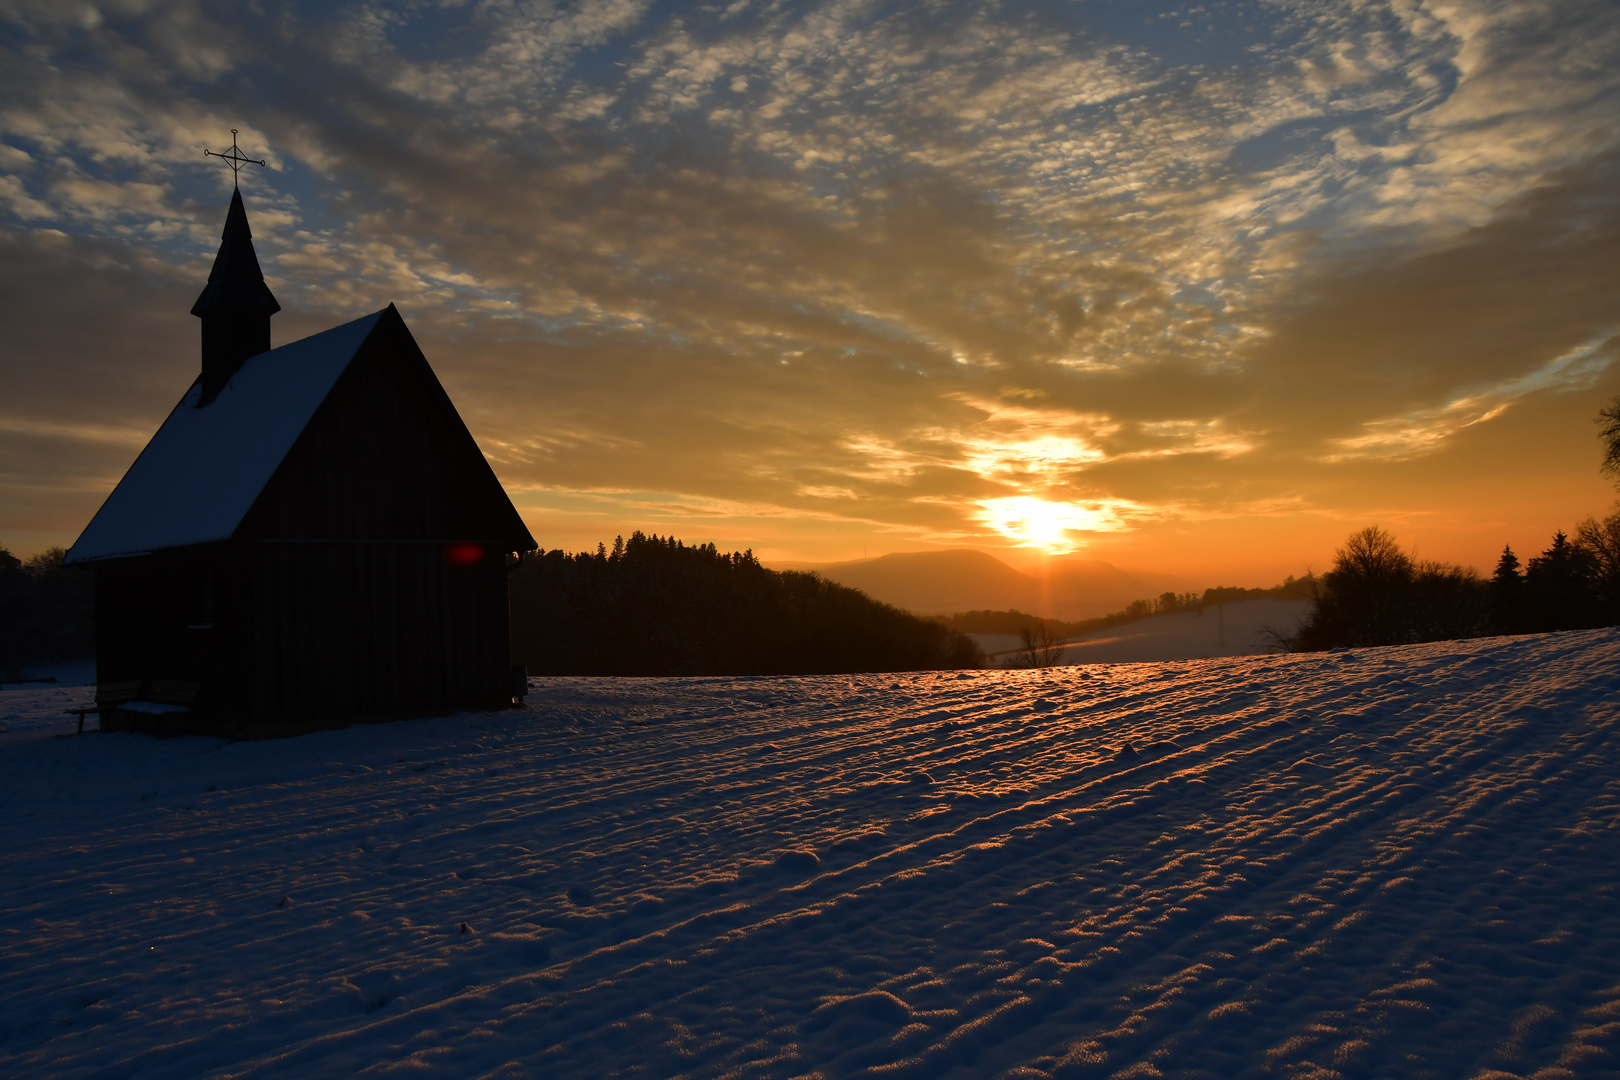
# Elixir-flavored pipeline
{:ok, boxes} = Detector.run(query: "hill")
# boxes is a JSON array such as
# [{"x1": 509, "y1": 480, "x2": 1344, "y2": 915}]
[
  {"x1": 509, "y1": 532, "x2": 981, "y2": 675},
  {"x1": 787, "y1": 548, "x2": 1179, "y2": 619},
  {"x1": 4, "y1": 628, "x2": 1617, "y2": 1076},
  {"x1": 970, "y1": 596, "x2": 1314, "y2": 664}
]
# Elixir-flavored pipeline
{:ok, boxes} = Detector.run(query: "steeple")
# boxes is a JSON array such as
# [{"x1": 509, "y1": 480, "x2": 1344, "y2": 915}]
[{"x1": 191, "y1": 187, "x2": 280, "y2": 405}]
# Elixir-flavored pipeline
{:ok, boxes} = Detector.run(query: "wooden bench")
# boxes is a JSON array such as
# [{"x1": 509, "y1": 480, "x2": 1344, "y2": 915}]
[
  {"x1": 64, "y1": 679, "x2": 140, "y2": 734},
  {"x1": 64, "y1": 679, "x2": 199, "y2": 733}
]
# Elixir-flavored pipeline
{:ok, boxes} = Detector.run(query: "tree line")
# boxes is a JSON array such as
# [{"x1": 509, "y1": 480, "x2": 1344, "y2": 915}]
[
  {"x1": 1280, "y1": 397, "x2": 1620, "y2": 651},
  {"x1": 509, "y1": 531, "x2": 983, "y2": 676},
  {"x1": 1280, "y1": 514, "x2": 1620, "y2": 651},
  {"x1": 0, "y1": 546, "x2": 92, "y2": 680}
]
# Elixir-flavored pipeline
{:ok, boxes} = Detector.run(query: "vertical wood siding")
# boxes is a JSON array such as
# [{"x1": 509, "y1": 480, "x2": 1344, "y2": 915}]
[{"x1": 250, "y1": 542, "x2": 509, "y2": 727}]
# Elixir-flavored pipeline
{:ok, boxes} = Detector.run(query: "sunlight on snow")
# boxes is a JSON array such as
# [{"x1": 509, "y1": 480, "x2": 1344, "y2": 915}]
[{"x1": 3, "y1": 629, "x2": 1619, "y2": 1076}]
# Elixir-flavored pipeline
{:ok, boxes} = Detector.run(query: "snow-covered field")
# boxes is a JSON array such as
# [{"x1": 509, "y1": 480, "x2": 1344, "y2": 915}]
[
  {"x1": 973, "y1": 598, "x2": 1313, "y2": 666},
  {"x1": 3, "y1": 630, "x2": 1619, "y2": 1078}
]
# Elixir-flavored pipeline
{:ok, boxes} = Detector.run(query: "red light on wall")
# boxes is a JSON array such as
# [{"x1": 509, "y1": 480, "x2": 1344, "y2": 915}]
[{"x1": 445, "y1": 543, "x2": 485, "y2": 565}]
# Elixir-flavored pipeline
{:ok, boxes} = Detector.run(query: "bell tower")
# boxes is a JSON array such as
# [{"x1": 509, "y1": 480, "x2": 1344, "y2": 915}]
[{"x1": 191, "y1": 131, "x2": 280, "y2": 405}]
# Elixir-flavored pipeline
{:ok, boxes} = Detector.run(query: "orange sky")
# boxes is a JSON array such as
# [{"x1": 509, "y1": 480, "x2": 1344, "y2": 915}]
[{"x1": 2, "y1": 1, "x2": 1618, "y2": 586}]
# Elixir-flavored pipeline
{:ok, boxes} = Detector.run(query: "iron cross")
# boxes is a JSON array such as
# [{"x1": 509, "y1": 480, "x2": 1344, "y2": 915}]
[{"x1": 203, "y1": 129, "x2": 266, "y2": 188}]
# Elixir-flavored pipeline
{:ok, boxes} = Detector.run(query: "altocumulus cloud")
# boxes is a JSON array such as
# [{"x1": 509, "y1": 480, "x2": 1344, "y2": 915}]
[{"x1": 1, "y1": 0, "x2": 1618, "y2": 570}]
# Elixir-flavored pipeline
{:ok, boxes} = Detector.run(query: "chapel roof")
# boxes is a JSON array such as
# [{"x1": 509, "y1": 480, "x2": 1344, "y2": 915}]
[
  {"x1": 190, "y1": 187, "x2": 281, "y2": 319},
  {"x1": 66, "y1": 310, "x2": 383, "y2": 563}
]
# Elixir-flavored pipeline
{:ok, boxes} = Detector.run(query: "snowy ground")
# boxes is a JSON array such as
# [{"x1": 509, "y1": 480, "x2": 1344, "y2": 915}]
[
  {"x1": 3, "y1": 630, "x2": 1619, "y2": 1078},
  {"x1": 0, "y1": 658, "x2": 96, "y2": 690},
  {"x1": 973, "y1": 599, "x2": 1313, "y2": 666}
]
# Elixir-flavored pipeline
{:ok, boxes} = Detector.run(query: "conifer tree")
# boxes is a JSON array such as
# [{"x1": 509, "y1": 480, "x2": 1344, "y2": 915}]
[
  {"x1": 0, "y1": 546, "x2": 93, "y2": 676},
  {"x1": 1524, "y1": 530, "x2": 1601, "y2": 632},
  {"x1": 1490, "y1": 545, "x2": 1524, "y2": 634}
]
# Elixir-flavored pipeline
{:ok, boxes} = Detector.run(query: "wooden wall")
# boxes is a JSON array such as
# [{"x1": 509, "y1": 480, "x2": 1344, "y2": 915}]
[
  {"x1": 247, "y1": 541, "x2": 511, "y2": 729},
  {"x1": 94, "y1": 540, "x2": 511, "y2": 735},
  {"x1": 94, "y1": 548, "x2": 224, "y2": 697}
]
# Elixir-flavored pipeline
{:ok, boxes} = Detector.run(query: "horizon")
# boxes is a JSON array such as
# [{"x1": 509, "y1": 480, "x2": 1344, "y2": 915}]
[{"x1": 3, "y1": 2, "x2": 1618, "y2": 582}]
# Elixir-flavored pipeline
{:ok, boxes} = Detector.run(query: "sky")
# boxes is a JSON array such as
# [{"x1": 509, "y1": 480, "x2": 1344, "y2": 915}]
[{"x1": 2, "y1": 0, "x2": 1618, "y2": 585}]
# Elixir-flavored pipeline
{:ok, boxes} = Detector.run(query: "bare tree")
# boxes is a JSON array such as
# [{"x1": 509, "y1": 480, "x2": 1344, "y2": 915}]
[
  {"x1": 1598, "y1": 396, "x2": 1620, "y2": 482},
  {"x1": 1575, "y1": 508, "x2": 1620, "y2": 619},
  {"x1": 1259, "y1": 570, "x2": 1319, "y2": 652},
  {"x1": 1018, "y1": 623, "x2": 1066, "y2": 668}
]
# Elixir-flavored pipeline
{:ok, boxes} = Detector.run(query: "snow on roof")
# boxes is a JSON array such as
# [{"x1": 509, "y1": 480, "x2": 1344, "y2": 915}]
[{"x1": 66, "y1": 311, "x2": 385, "y2": 564}]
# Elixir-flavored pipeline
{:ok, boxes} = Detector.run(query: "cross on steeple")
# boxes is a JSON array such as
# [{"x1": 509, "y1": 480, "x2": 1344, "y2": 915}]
[
  {"x1": 193, "y1": 131, "x2": 279, "y2": 405},
  {"x1": 203, "y1": 129, "x2": 266, "y2": 189}
]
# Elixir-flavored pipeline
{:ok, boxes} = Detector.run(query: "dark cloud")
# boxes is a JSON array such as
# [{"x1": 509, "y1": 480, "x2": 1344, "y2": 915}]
[{"x1": 1240, "y1": 147, "x2": 1620, "y2": 455}]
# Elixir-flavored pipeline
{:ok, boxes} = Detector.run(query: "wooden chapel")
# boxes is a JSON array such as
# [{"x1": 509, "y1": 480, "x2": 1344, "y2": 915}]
[{"x1": 65, "y1": 185, "x2": 537, "y2": 737}]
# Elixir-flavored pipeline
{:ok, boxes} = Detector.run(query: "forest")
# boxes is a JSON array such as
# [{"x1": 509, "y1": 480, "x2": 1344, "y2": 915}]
[
  {"x1": 509, "y1": 531, "x2": 983, "y2": 676},
  {"x1": 12, "y1": 517, "x2": 1619, "y2": 676},
  {"x1": 930, "y1": 515, "x2": 1620, "y2": 660}
]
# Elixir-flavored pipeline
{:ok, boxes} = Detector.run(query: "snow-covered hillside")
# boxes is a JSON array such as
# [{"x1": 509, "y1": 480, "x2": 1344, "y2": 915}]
[
  {"x1": 3, "y1": 630, "x2": 1619, "y2": 1078},
  {"x1": 974, "y1": 597, "x2": 1313, "y2": 665}
]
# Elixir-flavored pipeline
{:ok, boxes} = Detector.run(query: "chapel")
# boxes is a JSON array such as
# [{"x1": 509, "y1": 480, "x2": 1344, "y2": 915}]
[{"x1": 65, "y1": 187, "x2": 536, "y2": 737}]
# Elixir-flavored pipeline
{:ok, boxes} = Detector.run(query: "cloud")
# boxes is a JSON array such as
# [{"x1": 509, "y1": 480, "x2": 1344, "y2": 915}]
[
  {"x1": 2, "y1": 0, "x2": 1618, "y2": 571},
  {"x1": 1324, "y1": 332, "x2": 1620, "y2": 462}
]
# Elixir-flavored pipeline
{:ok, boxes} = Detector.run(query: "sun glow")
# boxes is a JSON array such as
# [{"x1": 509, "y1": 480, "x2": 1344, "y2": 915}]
[{"x1": 975, "y1": 496, "x2": 1137, "y2": 553}]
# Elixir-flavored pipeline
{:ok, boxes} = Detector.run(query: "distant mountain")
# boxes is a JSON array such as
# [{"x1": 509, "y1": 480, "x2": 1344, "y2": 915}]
[
  {"x1": 801, "y1": 550, "x2": 1034, "y2": 617},
  {"x1": 1022, "y1": 557, "x2": 1185, "y2": 619},
  {"x1": 784, "y1": 549, "x2": 1180, "y2": 620}
]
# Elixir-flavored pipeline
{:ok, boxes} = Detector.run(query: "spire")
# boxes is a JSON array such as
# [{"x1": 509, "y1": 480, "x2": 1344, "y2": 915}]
[{"x1": 192, "y1": 188, "x2": 280, "y2": 405}]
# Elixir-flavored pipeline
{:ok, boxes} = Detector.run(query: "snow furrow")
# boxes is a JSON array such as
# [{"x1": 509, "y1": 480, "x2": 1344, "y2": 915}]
[{"x1": 2, "y1": 631, "x2": 1618, "y2": 1077}]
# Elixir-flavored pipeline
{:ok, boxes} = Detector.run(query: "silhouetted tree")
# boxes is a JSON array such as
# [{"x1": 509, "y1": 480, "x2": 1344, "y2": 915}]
[
  {"x1": 1522, "y1": 530, "x2": 1603, "y2": 633},
  {"x1": 1597, "y1": 396, "x2": 1620, "y2": 483},
  {"x1": 1285, "y1": 527, "x2": 1493, "y2": 650},
  {"x1": 1293, "y1": 526, "x2": 1415, "y2": 648},
  {"x1": 1016, "y1": 623, "x2": 1065, "y2": 668},
  {"x1": 1490, "y1": 545, "x2": 1525, "y2": 633},
  {"x1": 1408, "y1": 560, "x2": 1492, "y2": 642},
  {"x1": 1573, "y1": 508, "x2": 1620, "y2": 624},
  {"x1": 0, "y1": 547, "x2": 23, "y2": 676}
]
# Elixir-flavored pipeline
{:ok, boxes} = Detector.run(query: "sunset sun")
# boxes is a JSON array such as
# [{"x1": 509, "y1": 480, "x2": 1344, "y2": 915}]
[{"x1": 975, "y1": 496, "x2": 1136, "y2": 554}]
